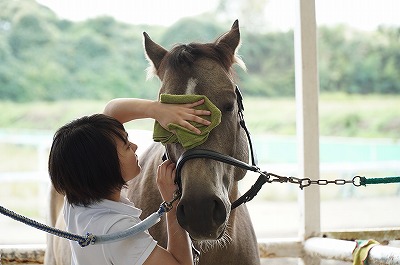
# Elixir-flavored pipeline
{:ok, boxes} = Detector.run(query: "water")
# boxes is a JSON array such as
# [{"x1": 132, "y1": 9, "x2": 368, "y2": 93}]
[
  {"x1": 2, "y1": 130, "x2": 399, "y2": 163},
  {"x1": 252, "y1": 135, "x2": 400, "y2": 164}
]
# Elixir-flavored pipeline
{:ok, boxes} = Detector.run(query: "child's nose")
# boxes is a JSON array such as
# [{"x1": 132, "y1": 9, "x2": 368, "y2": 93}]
[{"x1": 131, "y1": 142, "x2": 138, "y2": 152}]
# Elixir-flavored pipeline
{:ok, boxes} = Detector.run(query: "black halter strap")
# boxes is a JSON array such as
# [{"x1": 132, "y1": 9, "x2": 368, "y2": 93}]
[
  {"x1": 235, "y1": 86, "x2": 258, "y2": 166},
  {"x1": 174, "y1": 86, "x2": 268, "y2": 210},
  {"x1": 175, "y1": 149, "x2": 260, "y2": 187}
]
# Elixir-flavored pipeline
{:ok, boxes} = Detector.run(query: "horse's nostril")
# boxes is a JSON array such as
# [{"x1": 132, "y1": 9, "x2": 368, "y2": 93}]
[
  {"x1": 176, "y1": 196, "x2": 227, "y2": 239},
  {"x1": 176, "y1": 203, "x2": 187, "y2": 228},
  {"x1": 213, "y1": 198, "x2": 227, "y2": 226}
]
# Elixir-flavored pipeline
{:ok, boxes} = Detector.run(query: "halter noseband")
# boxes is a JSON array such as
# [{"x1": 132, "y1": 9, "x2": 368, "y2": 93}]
[{"x1": 174, "y1": 86, "x2": 267, "y2": 210}]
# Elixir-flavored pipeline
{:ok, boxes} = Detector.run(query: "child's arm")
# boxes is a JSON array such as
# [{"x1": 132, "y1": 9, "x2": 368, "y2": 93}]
[
  {"x1": 103, "y1": 98, "x2": 211, "y2": 134},
  {"x1": 143, "y1": 159, "x2": 193, "y2": 265}
]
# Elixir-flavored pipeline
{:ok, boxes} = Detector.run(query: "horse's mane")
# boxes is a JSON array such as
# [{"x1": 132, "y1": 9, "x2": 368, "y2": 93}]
[{"x1": 148, "y1": 40, "x2": 245, "y2": 79}]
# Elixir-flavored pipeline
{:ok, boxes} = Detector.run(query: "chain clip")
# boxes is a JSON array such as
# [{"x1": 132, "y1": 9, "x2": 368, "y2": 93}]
[
  {"x1": 261, "y1": 172, "x2": 364, "y2": 190},
  {"x1": 160, "y1": 189, "x2": 182, "y2": 213}
]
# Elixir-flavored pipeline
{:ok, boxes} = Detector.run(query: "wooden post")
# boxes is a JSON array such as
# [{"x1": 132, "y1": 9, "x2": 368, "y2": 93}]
[{"x1": 294, "y1": 0, "x2": 321, "y2": 264}]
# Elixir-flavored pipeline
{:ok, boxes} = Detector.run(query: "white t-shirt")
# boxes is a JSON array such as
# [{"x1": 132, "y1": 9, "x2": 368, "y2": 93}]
[{"x1": 63, "y1": 197, "x2": 157, "y2": 265}]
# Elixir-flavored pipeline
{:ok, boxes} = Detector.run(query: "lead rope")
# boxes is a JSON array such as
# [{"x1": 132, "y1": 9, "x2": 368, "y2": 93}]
[
  {"x1": 0, "y1": 190, "x2": 182, "y2": 247},
  {"x1": 0, "y1": 204, "x2": 89, "y2": 246},
  {"x1": 231, "y1": 173, "x2": 400, "y2": 210},
  {"x1": 361, "y1": 176, "x2": 400, "y2": 186},
  {"x1": 2, "y1": 175, "x2": 399, "y2": 239}
]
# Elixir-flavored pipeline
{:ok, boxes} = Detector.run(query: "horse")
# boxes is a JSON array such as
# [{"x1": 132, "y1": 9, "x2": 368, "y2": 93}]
[
  {"x1": 45, "y1": 20, "x2": 260, "y2": 265},
  {"x1": 129, "y1": 20, "x2": 260, "y2": 265}
]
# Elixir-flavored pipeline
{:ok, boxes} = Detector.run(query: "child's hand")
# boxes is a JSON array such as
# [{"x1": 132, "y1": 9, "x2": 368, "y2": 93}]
[
  {"x1": 156, "y1": 160, "x2": 178, "y2": 202},
  {"x1": 156, "y1": 99, "x2": 211, "y2": 134}
]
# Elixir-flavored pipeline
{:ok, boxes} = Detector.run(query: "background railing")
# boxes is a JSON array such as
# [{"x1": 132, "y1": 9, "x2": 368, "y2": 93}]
[{"x1": 1, "y1": 129, "x2": 400, "y2": 264}]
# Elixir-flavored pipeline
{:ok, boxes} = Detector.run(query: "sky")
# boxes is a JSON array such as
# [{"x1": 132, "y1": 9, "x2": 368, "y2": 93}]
[{"x1": 36, "y1": 0, "x2": 400, "y2": 31}]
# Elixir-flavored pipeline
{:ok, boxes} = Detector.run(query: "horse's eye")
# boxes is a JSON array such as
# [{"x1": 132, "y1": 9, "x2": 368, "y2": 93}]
[{"x1": 223, "y1": 103, "x2": 235, "y2": 112}]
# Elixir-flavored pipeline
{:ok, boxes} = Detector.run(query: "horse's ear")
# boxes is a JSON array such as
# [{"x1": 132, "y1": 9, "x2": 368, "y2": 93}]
[
  {"x1": 143, "y1": 32, "x2": 167, "y2": 70},
  {"x1": 216, "y1": 20, "x2": 240, "y2": 54}
]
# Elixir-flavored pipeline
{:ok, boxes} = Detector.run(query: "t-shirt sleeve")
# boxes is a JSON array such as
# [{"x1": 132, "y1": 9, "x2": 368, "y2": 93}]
[{"x1": 103, "y1": 217, "x2": 157, "y2": 265}]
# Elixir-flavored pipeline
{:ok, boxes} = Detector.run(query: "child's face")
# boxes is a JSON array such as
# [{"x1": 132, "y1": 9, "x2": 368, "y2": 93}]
[{"x1": 116, "y1": 133, "x2": 140, "y2": 182}]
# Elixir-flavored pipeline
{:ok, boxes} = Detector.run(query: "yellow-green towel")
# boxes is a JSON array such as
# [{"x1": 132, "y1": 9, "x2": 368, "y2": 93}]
[
  {"x1": 353, "y1": 239, "x2": 380, "y2": 265},
  {"x1": 153, "y1": 94, "x2": 221, "y2": 149}
]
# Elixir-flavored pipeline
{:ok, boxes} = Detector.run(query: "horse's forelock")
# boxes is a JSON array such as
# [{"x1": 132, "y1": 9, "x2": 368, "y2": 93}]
[{"x1": 160, "y1": 42, "x2": 245, "y2": 76}]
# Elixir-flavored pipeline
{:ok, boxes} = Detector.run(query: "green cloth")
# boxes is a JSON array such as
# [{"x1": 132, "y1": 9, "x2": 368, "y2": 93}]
[
  {"x1": 153, "y1": 94, "x2": 221, "y2": 149},
  {"x1": 353, "y1": 239, "x2": 380, "y2": 265}
]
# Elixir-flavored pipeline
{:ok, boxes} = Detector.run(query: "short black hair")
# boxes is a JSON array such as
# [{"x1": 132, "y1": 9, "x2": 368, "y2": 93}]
[{"x1": 48, "y1": 114, "x2": 128, "y2": 206}]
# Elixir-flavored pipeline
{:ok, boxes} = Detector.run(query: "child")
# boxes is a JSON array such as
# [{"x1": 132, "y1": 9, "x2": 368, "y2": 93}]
[{"x1": 48, "y1": 98, "x2": 211, "y2": 265}]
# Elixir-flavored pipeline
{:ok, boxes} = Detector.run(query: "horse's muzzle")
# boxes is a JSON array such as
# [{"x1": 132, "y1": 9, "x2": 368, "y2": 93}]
[{"x1": 176, "y1": 194, "x2": 228, "y2": 240}]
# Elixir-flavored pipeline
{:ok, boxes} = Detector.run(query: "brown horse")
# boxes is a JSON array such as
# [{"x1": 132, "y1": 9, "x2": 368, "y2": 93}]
[
  {"x1": 128, "y1": 20, "x2": 260, "y2": 265},
  {"x1": 45, "y1": 20, "x2": 260, "y2": 265}
]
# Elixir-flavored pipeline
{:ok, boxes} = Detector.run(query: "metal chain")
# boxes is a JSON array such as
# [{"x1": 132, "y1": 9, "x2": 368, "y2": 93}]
[
  {"x1": 159, "y1": 189, "x2": 182, "y2": 213},
  {"x1": 262, "y1": 172, "x2": 363, "y2": 190}
]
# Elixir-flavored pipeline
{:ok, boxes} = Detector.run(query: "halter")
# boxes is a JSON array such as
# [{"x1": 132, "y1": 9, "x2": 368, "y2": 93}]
[{"x1": 174, "y1": 86, "x2": 269, "y2": 210}]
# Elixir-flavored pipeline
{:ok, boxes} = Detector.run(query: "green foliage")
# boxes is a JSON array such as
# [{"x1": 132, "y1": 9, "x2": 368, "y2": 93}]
[
  {"x1": 318, "y1": 25, "x2": 400, "y2": 94},
  {"x1": 237, "y1": 31, "x2": 294, "y2": 96},
  {"x1": 0, "y1": 0, "x2": 399, "y2": 102}
]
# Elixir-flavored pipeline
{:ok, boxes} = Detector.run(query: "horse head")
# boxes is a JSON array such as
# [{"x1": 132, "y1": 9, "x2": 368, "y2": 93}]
[{"x1": 144, "y1": 20, "x2": 249, "y2": 243}]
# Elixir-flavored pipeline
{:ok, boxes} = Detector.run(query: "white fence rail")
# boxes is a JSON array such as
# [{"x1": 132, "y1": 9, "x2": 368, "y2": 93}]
[
  {"x1": 304, "y1": 238, "x2": 400, "y2": 265},
  {"x1": 3, "y1": 238, "x2": 400, "y2": 264}
]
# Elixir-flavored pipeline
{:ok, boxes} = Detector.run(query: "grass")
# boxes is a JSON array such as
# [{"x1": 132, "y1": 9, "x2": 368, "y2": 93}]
[
  {"x1": 243, "y1": 93, "x2": 400, "y2": 139},
  {"x1": 318, "y1": 93, "x2": 400, "y2": 138},
  {"x1": 0, "y1": 100, "x2": 106, "y2": 130},
  {"x1": 1, "y1": 93, "x2": 399, "y2": 138}
]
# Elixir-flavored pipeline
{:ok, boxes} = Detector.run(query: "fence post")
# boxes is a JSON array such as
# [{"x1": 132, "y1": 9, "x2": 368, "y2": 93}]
[{"x1": 294, "y1": 0, "x2": 321, "y2": 264}]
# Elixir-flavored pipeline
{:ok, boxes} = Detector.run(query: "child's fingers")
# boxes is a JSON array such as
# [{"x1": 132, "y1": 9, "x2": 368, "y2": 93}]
[
  {"x1": 165, "y1": 161, "x2": 176, "y2": 178},
  {"x1": 157, "y1": 160, "x2": 177, "y2": 201},
  {"x1": 189, "y1": 113, "x2": 211, "y2": 125},
  {"x1": 191, "y1": 109, "x2": 211, "y2": 116},
  {"x1": 157, "y1": 160, "x2": 169, "y2": 177},
  {"x1": 183, "y1": 122, "x2": 201, "y2": 135},
  {"x1": 186, "y1": 99, "x2": 205, "y2": 108},
  {"x1": 158, "y1": 160, "x2": 176, "y2": 182},
  {"x1": 185, "y1": 100, "x2": 211, "y2": 114},
  {"x1": 181, "y1": 110, "x2": 211, "y2": 133},
  {"x1": 178, "y1": 114, "x2": 211, "y2": 134}
]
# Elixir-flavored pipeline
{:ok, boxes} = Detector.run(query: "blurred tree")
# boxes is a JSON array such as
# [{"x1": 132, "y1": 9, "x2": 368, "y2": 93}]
[{"x1": 0, "y1": 0, "x2": 399, "y2": 102}]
